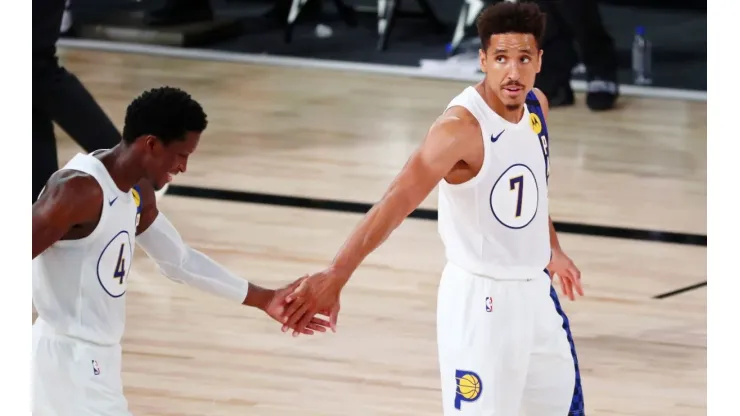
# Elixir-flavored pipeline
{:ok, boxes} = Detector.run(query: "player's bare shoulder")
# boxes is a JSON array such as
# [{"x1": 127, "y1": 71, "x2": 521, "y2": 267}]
[
  {"x1": 32, "y1": 170, "x2": 105, "y2": 257},
  {"x1": 435, "y1": 105, "x2": 483, "y2": 144},
  {"x1": 427, "y1": 105, "x2": 484, "y2": 184},
  {"x1": 34, "y1": 169, "x2": 104, "y2": 225}
]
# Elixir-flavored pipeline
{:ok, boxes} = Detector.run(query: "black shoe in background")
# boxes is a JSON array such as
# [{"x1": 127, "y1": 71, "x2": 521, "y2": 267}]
[
  {"x1": 537, "y1": 83, "x2": 575, "y2": 108},
  {"x1": 586, "y1": 77, "x2": 619, "y2": 111}
]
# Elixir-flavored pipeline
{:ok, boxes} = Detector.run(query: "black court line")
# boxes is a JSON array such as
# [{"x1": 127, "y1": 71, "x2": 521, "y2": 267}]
[
  {"x1": 166, "y1": 185, "x2": 707, "y2": 247},
  {"x1": 653, "y1": 281, "x2": 707, "y2": 299}
]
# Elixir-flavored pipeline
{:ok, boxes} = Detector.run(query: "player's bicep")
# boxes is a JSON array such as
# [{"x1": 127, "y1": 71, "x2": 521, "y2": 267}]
[
  {"x1": 392, "y1": 117, "x2": 474, "y2": 200},
  {"x1": 32, "y1": 172, "x2": 102, "y2": 258},
  {"x1": 418, "y1": 120, "x2": 471, "y2": 178}
]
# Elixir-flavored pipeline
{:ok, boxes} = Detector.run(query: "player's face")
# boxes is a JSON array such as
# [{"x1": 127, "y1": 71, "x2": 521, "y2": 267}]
[
  {"x1": 479, "y1": 33, "x2": 542, "y2": 110},
  {"x1": 143, "y1": 131, "x2": 201, "y2": 191}
]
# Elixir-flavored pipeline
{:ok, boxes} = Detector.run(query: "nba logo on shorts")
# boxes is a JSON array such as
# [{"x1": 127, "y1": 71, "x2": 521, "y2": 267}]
[
  {"x1": 454, "y1": 369, "x2": 482, "y2": 410},
  {"x1": 485, "y1": 297, "x2": 493, "y2": 312},
  {"x1": 92, "y1": 360, "x2": 100, "y2": 376}
]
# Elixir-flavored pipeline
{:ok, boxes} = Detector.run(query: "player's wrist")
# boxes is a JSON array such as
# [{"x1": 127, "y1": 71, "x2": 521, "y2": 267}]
[
  {"x1": 327, "y1": 262, "x2": 353, "y2": 286},
  {"x1": 242, "y1": 283, "x2": 273, "y2": 310}
]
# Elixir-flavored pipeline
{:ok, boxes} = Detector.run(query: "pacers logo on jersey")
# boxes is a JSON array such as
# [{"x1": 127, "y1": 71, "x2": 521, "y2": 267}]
[
  {"x1": 454, "y1": 369, "x2": 482, "y2": 410},
  {"x1": 529, "y1": 112, "x2": 542, "y2": 135},
  {"x1": 96, "y1": 230, "x2": 133, "y2": 298},
  {"x1": 131, "y1": 185, "x2": 142, "y2": 227}
]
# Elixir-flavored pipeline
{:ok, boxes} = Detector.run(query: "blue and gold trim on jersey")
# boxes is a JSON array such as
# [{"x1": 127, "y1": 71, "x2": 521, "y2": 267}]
[
  {"x1": 132, "y1": 184, "x2": 142, "y2": 227},
  {"x1": 525, "y1": 91, "x2": 550, "y2": 183},
  {"x1": 454, "y1": 369, "x2": 482, "y2": 410}
]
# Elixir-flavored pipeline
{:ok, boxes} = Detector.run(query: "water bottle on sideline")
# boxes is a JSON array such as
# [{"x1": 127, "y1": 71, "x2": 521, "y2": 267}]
[{"x1": 632, "y1": 26, "x2": 653, "y2": 85}]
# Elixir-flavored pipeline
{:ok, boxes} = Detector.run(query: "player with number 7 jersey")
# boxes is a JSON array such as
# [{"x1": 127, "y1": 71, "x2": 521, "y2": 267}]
[{"x1": 278, "y1": 4, "x2": 585, "y2": 415}]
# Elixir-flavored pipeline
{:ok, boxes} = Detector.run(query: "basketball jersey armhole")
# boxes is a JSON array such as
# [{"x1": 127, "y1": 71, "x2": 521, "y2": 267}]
[
  {"x1": 524, "y1": 91, "x2": 551, "y2": 184},
  {"x1": 52, "y1": 165, "x2": 111, "y2": 248},
  {"x1": 440, "y1": 91, "x2": 492, "y2": 190}
]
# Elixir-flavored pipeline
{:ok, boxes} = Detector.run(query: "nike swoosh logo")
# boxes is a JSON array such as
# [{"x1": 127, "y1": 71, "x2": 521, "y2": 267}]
[
  {"x1": 109, "y1": 197, "x2": 118, "y2": 206},
  {"x1": 491, "y1": 130, "x2": 505, "y2": 142}
]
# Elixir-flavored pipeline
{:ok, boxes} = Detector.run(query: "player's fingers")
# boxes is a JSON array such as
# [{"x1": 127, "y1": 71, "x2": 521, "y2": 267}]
[
  {"x1": 555, "y1": 273, "x2": 566, "y2": 296},
  {"x1": 560, "y1": 274, "x2": 574, "y2": 301},
  {"x1": 288, "y1": 303, "x2": 310, "y2": 327},
  {"x1": 287, "y1": 310, "x2": 309, "y2": 336},
  {"x1": 306, "y1": 322, "x2": 327, "y2": 332},
  {"x1": 567, "y1": 277, "x2": 577, "y2": 301},
  {"x1": 285, "y1": 275, "x2": 309, "y2": 293},
  {"x1": 329, "y1": 304, "x2": 340, "y2": 332},
  {"x1": 282, "y1": 296, "x2": 304, "y2": 320},
  {"x1": 282, "y1": 301, "x2": 308, "y2": 331},
  {"x1": 571, "y1": 268, "x2": 584, "y2": 296},
  {"x1": 293, "y1": 310, "x2": 316, "y2": 337},
  {"x1": 285, "y1": 279, "x2": 309, "y2": 303},
  {"x1": 309, "y1": 317, "x2": 331, "y2": 328},
  {"x1": 298, "y1": 327, "x2": 315, "y2": 335}
]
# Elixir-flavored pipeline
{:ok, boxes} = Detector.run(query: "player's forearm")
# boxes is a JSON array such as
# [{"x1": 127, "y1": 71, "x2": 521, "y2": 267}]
[
  {"x1": 136, "y1": 213, "x2": 249, "y2": 303},
  {"x1": 330, "y1": 185, "x2": 419, "y2": 281},
  {"x1": 158, "y1": 247, "x2": 251, "y2": 303},
  {"x1": 548, "y1": 216, "x2": 562, "y2": 251}
]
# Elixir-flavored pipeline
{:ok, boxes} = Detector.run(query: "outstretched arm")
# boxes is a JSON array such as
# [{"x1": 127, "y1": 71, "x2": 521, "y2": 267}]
[
  {"x1": 134, "y1": 180, "x2": 329, "y2": 334},
  {"x1": 281, "y1": 109, "x2": 482, "y2": 332},
  {"x1": 329, "y1": 111, "x2": 479, "y2": 281}
]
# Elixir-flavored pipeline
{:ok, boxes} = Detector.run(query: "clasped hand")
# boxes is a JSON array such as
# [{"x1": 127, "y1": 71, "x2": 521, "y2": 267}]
[{"x1": 280, "y1": 268, "x2": 344, "y2": 337}]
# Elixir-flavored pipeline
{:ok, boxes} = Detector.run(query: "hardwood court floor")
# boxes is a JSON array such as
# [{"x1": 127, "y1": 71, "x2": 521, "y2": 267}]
[
  {"x1": 53, "y1": 49, "x2": 706, "y2": 236},
  {"x1": 47, "y1": 48, "x2": 707, "y2": 415}
]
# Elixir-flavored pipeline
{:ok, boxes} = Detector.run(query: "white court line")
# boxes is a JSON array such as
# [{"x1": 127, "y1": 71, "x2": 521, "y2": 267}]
[{"x1": 57, "y1": 38, "x2": 707, "y2": 102}]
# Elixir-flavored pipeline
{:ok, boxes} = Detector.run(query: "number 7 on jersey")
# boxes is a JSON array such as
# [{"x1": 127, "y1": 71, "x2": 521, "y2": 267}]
[{"x1": 509, "y1": 175, "x2": 524, "y2": 218}]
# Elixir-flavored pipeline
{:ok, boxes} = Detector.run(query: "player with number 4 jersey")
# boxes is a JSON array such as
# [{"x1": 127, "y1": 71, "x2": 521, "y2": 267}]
[{"x1": 31, "y1": 87, "x2": 331, "y2": 416}]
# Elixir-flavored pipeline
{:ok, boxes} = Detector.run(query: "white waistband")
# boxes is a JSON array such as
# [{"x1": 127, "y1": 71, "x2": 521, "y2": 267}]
[
  {"x1": 33, "y1": 318, "x2": 119, "y2": 348},
  {"x1": 445, "y1": 261, "x2": 548, "y2": 282}
]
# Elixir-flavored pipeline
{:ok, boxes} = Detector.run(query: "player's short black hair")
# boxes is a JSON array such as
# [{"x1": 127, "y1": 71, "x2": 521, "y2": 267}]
[
  {"x1": 476, "y1": 1, "x2": 546, "y2": 51},
  {"x1": 122, "y1": 86, "x2": 208, "y2": 145}
]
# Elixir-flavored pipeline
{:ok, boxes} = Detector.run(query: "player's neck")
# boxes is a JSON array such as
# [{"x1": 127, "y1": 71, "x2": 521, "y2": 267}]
[
  {"x1": 98, "y1": 145, "x2": 145, "y2": 193},
  {"x1": 476, "y1": 82, "x2": 525, "y2": 124}
]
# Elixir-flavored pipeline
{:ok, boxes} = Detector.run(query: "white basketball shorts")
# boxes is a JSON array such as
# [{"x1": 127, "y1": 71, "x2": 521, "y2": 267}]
[
  {"x1": 436, "y1": 262, "x2": 575, "y2": 416},
  {"x1": 32, "y1": 319, "x2": 132, "y2": 416}
]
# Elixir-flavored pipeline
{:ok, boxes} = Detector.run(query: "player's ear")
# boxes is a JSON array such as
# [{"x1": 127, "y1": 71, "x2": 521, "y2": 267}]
[
  {"x1": 143, "y1": 135, "x2": 162, "y2": 153},
  {"x1": 536, "y1": 49, "x2": 543, "y2": 73},
  {"x1": 479, "y1": 48, "x2": 487, "y2": 74}
]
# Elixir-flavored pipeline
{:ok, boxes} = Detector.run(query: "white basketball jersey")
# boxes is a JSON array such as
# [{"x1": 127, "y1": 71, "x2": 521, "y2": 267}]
[
  {"x1": 33, "y1": 152, "x2": 141, "y2": 346},
  {"x1": 437, "y1": 87, "x2": 551, "y2": 280}
]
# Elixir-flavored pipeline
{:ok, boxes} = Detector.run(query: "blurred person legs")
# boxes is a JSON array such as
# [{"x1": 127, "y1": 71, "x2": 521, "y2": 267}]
[
  {"x1": 60, "y1": 0, "x2": 73, "y2": 35},
  {"x1": 33, "y1": 0, "x2": 122, "y2": 202},
  {"x1": 536, "y1": 0, "x2": 619, "y2": 111}
]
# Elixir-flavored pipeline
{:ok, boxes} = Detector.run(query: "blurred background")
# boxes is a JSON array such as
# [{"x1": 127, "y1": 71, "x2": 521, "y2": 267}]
[{"x1": 60, "y1": 0, "x2": 706, "y2": 92}]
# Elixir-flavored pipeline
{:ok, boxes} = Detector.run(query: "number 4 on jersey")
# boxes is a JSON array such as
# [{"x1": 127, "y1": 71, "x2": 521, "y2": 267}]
[{"x1": 113, "y1": 244, "x2": 126, "y2": 285}]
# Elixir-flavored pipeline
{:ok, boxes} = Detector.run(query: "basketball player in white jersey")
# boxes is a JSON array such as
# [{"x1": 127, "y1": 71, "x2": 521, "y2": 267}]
[
  {"x1": 31, "y1": 86, "x2": 330, "y2": 415},
  {"x1": 278, "y1": 2, "x2": 586, "y2": 415}
]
